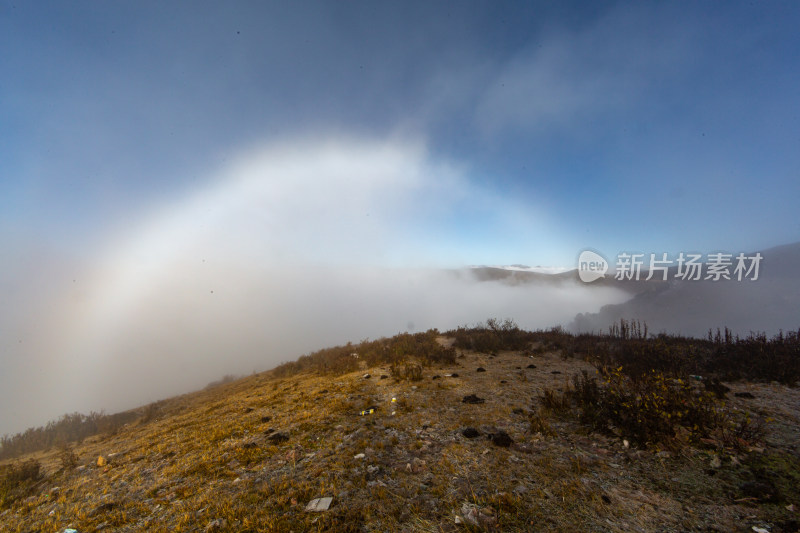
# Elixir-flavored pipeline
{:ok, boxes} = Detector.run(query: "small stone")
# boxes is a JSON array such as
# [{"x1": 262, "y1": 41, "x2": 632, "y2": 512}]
[
  {"x1": 551, "y1": 370, "x2": 561, "y2": 375},
  {"x1": 354, "y1": 453, "x2": 366, "y2": 459},
  {"x1": 362, "y1": 374, "x2": 371, "y2": 379},
  {"x1": 489, "y1": 430, "x2": 514, "y2": 447},
  {"x1": 476, "y1": 367, "x2": 486, "y2": 372},
  {"x1": 461, "y1": 503, "x2": 480, "y2": 526},
  {"x1": 735, "y1": 392, "x2": 755, "y2": 399},
  {"x1": 305, "y1": 497, "x2": 333, "y2": 512},
  {"x1": 261, "y1": 416, "x2": 272, "y2": 423},
  {"x1": 527, "y1": 364, "x2": 537, "y2": 369},
  {"x1": 704, "y1": 378, "x2": 730, "y2": 398},
  {"x1": 268, "y1": 432, "x2": 290, "y2": 444},
  {"x1": 740, "y1": 480, "x2": 778, "y2": 502},
  {"x1": 462, "y1": 427, "x2": 481, "y2": 439},
  {"x1": 462, "y1": 394, "x2": 485, "y2": 404},
  {"x1": 97, "y1": 456, "x2": 107, "y2": 467},
  {"x1": 205, "y1": 518, "x2": 228, "y2": 531},
  {"x1": 710, "y1": 455, "x2": 722, "y2": 468}
]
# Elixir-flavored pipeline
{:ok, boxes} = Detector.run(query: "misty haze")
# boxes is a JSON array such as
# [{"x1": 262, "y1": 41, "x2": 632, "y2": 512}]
[{"x1": 1, "y1": 2, "x2": 799, "y2": 531}]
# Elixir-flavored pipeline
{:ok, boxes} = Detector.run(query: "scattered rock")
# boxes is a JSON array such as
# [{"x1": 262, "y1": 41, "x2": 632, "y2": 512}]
[
  {"x1": 735, "y1": 392, "x2": 756, "y2": 399},
  {"x1": 476, "y1": 367, "x2": 486, "y2": 373},
  {"x1": 243, "y1": 407, "x2": 254, "y2": 413},
  {"x1": 242, "y1": 441, "x2": 258, "y2": 449},
  {"x1": 512, "y1": 407, "x2": 525, "y2": 415},
  {"x1": 459, "y1": 502, "x2": 496, "y2": 527},
  {"x1": 705, "y1": 378, "x2": 731, "y2": 398},
  {"x1": 500, "y1": 380, "x2": 507, "y2": 384},
  {"x1": 432, "y1": 375, "x2": 441, "y2": 380},
  {"x1": 406, "y1": 458, "x2": 427, "y2": 473},
  {"x1": 205, "y1": 518, "x2": 228, "y2": 531},
  {"x1": 446, "y1": 373, "x2": 459, "y2": 378},
  {"x1": 527, "y1": 364, "x2": 537, "y2": 369},
  {"x1": 550, "y1": 370, "x2": 561, "y2": 375},
  {"x1": 354, "y1": 453, "x2": 366, "y2": 459},
  {"x1": 462, "y1": 394, "x2": 485, "y2": 404},
  {"x1": 89, "y1": 502, "x2": 116, "y2": 516},
  {"x1": 462, "y1": 427, "x2": 481, "y2": 439},
  {"x1": 380, "y1": 375, "x2": 388, "y2": 379},
  {"x1": 260, "y1": 415, "x2": 272, "y2": 423},
  {"x1": 267, "y1": 432, "x2": 290, "y2": 444},
  {"x1": 96, "y1": 456, "x2": 106, "y2": 467},
  {"x1": 709, "y1": 455, "x2": 722, "y2": 468},
  {"x1": 740, "y1": 479, "x2": 779, "y2": 502},
  {"x1": 362, "y1": 374, "x2": 371, "y2": 379},
  {"x1": 489, "y1": 430, "x2": 514, "y2": 447},
  {"x1": 318, "y1": 389, "x2": 328, "y2": 395},
  {"x1": 305, "y1": 497, "x2": 333, "y2": 512}
]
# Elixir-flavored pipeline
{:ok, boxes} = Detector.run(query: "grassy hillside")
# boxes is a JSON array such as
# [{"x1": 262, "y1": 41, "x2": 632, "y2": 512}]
[{"x1": 2, "y1": 321, "x2": 799, "y2": 532}]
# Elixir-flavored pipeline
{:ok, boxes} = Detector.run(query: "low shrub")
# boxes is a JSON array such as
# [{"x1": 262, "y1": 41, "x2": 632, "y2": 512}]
[
  {"x1": 0, "y1": 459, "x2": 42, "y2": 508},
  {"x1": 572, "y1": 367, "x2": 721, "y2": 447}
]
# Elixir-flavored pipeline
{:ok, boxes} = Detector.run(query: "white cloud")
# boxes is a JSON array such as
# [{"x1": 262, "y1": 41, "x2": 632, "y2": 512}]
[
  {"x1": 474, "y1": 6, "x2": 697, "y2": 137},
  {"x1": 0, "y1": 136, "x2": 622, "y2": 436}
]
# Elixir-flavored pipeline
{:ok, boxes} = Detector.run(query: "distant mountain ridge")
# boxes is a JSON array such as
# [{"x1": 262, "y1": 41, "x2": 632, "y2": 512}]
[{"x1": 568, "y1": 241, "x2": 800, "y2": 337}]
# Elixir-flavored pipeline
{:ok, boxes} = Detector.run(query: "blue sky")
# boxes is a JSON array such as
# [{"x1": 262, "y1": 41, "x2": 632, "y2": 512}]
[
  {"x1": 3, "y1": 1, "x2": 798, "y2": 266},
  {"x1": 1, "y1": 1, "x2": 799, "y2": 434}
]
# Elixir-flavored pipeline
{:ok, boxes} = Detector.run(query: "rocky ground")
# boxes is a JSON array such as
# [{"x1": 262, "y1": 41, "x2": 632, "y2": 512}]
[{"x1": 2, "y1": 341, "x2": 799, "y2": 532}]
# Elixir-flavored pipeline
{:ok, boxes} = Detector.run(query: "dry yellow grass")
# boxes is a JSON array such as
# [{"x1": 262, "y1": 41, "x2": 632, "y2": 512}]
[{"x1": 2, "y1": 344, "x2": 799, "y2": 532}]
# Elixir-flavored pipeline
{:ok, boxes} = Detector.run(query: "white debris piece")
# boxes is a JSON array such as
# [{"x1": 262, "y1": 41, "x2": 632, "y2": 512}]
[{"x1": 305, "y1": 497, "x2": 333, "y2": 512}]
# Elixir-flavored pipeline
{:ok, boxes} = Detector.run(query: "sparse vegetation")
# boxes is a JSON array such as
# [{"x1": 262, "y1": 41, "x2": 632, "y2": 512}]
[
  {"x1": 272, "y1": 329, "x2": 456, "y2": 378},
  {"x1": 1, "y1": 318, "x2": 798, "y2": 531},
  {"x1": 0, "y1": 411, "x2": 136, "y2": 461},
  {"x1": 449, "y1": 318, "x2": 534, "y2": 353},
  {"x1": 550, "y1": 367, "x2": 729, "y2": 448},
  {"x1": 0, "y1": 459, "x2": 41, "y2": 508}
]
